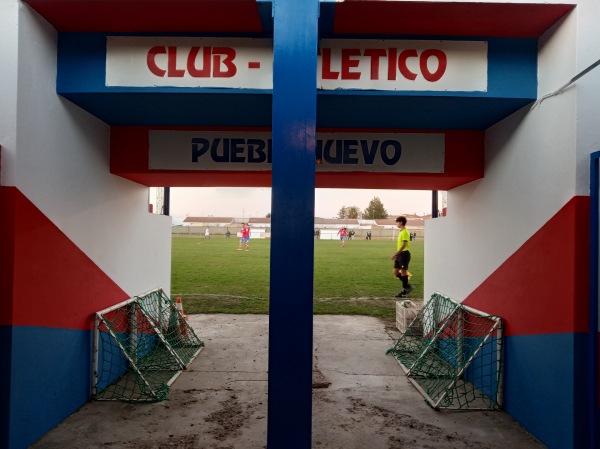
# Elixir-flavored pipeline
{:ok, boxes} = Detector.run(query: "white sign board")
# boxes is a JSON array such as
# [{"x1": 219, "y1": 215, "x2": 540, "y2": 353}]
[
  {"x1": 148, "y1": 131, "x2": 445, "y2": 173},
  {"x1": 106, "y1": 37, "x2": 273, "y2": 89},
  {"x1": 317, "y1": 39, "x2": 487, "y2": 92},
  {"x1": 106, "y1": 37, "x2": 487, "y2": 92}
]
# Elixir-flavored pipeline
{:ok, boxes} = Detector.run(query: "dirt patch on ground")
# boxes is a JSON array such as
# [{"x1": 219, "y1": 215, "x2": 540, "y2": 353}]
[
  {"x1": 312, "y1": 367, "x2": 331, "y2": 389},
  {"x1": 204, "y1": 394, "x2": 254, "y2": 442},
  {"x1": 344, "y1": 397, "x2": 493, "y2": 449},
  {"x1": 126, "y1": 434, "x2": 199, "y2": 449}
]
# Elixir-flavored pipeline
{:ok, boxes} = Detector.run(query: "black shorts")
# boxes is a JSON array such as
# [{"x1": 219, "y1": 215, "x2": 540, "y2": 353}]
[{"x1": 393, "y1": 251, "x2": 411, "y2": 270}]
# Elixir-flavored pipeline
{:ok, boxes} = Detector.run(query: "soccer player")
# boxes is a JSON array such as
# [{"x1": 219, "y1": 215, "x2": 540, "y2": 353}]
[
  {"x1": 337, "y1": 227, "x2": 348, "y2": 247},
  {"x1": 390, "y1": 216, "x2": 414, "y2": 298},
  {"x1": 238, "y1": 223, "x2": 251, "y2": 251}
]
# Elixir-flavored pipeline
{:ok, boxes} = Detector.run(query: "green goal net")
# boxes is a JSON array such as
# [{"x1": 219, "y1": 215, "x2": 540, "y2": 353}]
[
  {"x1": 93, "y1": 289, "x2": 204, "y2": 402},
  {"x1": 387, "y1": 292, "x2": 503, "y2": 410}
]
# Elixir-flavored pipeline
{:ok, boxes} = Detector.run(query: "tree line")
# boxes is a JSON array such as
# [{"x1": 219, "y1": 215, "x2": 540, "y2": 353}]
[{"x1": 338, "y1": 196, "x2": 388, "y2": 219}]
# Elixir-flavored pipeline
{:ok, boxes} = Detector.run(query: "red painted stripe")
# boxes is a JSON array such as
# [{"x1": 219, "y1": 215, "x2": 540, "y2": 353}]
[
  {"x1": 110, "y1": 126, "x2": 483, "y2": 190},
  {"x1": 1, "y1": 187, "x2": 128, "y2": 330},
  {"x1": 23, "y1": 0, "x2": 263, "y2": 33},
  {"x1": 463, "y1": 196, "x2": 590, "y2": 336},
  {"x1": 23, "y1": 0, "x2": 573, "y2": 38},
  {"x1": 334, "y1": 2, "x2": 574, "y2": 39},
  {"x1": 0, "y1": 187, "x2": 16, "y2": 325}
]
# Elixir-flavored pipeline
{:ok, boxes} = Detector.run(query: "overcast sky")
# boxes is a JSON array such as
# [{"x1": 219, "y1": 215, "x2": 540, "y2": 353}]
[{"x1": 169, "y1": 187, "x2": 434, "y2": 219}]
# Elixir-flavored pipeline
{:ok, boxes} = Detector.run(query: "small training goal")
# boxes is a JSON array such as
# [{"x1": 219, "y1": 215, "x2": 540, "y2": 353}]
[
  {"x1": 387, "y1": 292, "x2": 503, "y2": 410},
  {"x1": 93, "y1": 288, "x2": 204, "y2": 402}
]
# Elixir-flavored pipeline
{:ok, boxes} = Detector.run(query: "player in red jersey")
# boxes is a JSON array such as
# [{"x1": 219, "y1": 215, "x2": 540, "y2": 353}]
[
  {"x1": 238, "y1": 223, "x2": 251, "y2": 251},
  {"x1": 337, "y1": 227, "x2": 348, "y2": 248}
]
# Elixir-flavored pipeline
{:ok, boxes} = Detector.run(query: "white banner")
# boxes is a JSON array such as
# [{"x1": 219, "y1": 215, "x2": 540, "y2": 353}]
[
  {"x1": 148, "y1": 131, "x2": 445, "y2": 173},
  {"x1": 106, "y1": 37, "x2": 273, "y2": 89},
  {"x1": 106, "y1": 37, "x2": 487, "y2": 92},
  {"x1": 318, "y1": 39, "x2": 487, "y2": 92}
]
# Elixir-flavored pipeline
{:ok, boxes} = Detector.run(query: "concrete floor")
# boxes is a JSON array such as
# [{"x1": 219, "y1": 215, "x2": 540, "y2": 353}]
[{"x1": 32, "y1": 314, "x2": 545, "y2": 449}]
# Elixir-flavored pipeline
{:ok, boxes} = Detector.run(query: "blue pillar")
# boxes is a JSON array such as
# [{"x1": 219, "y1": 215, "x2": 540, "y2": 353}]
[{"x1": 268, "y1": 0, "x2": 318, "y2": 448}]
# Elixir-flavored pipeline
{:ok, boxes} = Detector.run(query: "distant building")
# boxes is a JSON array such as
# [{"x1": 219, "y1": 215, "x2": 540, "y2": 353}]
[
  {"x1": 179, "y1": 215, "x2": 427, "y2": 239},
  {"x1": 183, "y1": 217, "x2": 234, "y2": 227}
]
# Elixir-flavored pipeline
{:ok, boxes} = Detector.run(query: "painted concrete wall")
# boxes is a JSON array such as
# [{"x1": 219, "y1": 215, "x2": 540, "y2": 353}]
[
  {"x1": 425, "y1": 7, "x2": 577, "y2": 301},
  {"x1": 1, "y1": 4, "x2": 172, "y2": 449},
  {"x1": 0, "y1": 1, "x2": 19, "y2": 185},
  {"x1": 425, "y1": 3, "x2": 597, "y2": 448},
  {"x1": 14, "y1": 6, "x2": 172, "y2": 296},
  {"x1": 575, "y1": 2, "x2": 600, "y2": 199}
]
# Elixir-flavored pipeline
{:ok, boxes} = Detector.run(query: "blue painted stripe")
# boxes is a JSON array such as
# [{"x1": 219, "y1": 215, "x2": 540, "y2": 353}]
[
  {"x1": 487, "y1": 38, "x2": 537, "y2": 98},
  {"x1": 95, "y1": 331, "x2": 128, "y2": 395},
  {"x1": 503, "y1": 333, "x2": 588, "y2": 449},
  {"x1": 57, "y1": 33, "x2": 106, "y2": 93},
  {"x1": 3, "y1": 326, "x2": 92, "y2": 449},
  {"x1": 464, "y1": 337, "x2": 500, "y2": 400},
  {"x1": 60, "y1": 92, "x2": 273, "y2": 127},
  {"x1": 63, "y1": 91, "x2": 528, "y2": 129},
  {"x1": 316, "y1": 95, "x2": 531, "y2": 130},
  {"x1": 0, "y1": 326, "x2": 13, "y2": 449},
  {"x1": 431, "y1": 336, "x2": 501, "y2": 406}
]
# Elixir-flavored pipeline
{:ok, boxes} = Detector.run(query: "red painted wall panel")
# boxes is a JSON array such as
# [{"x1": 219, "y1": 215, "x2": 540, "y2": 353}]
[
  {"x1": 110, "y1": 126, "x2": 484, "y2": 190},
  {"x1": 1, "y1": 188, "x2": 128, "y2": 330},
  {"x1": 23, "y1": 0, "x2": 263, "y2": 33},
  {"x1": 334, "y1": 2, "x2": 574, "y2": 39},
  {"x1": 23, "y1": 0, "x2": 573, "y2": 39},
  {"x1": 463, "y1": 196, "x2": 590, "y2": 336},
  {"x1": 0, "y1": 187, "x2": 17, "y2": 325}
]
